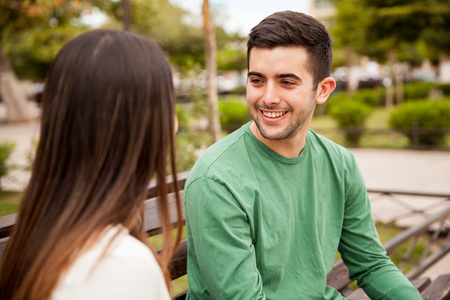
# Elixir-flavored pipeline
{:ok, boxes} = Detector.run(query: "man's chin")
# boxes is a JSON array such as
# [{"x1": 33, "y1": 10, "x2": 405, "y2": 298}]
[{"x1": 256, "y1": 124, "x2": 291, "y2": 141}]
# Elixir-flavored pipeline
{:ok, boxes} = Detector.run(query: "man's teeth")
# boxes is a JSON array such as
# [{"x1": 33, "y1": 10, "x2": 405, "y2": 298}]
[{"x1": 263, "y1": 111, "x2": 285, "y2": 118}]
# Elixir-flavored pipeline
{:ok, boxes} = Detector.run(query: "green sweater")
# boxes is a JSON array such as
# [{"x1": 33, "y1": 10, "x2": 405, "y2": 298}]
[{"x1": 184, "y1": 123, "x2": 421, "y2": 300}]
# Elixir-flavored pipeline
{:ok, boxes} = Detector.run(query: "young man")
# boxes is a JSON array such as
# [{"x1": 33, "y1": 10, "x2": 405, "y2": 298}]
[{"x1": 184, "y1": 11, "x2": 421, "y2": 299}]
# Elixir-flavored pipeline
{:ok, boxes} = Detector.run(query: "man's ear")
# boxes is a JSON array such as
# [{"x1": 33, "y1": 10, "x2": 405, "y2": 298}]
[{"x1": 315, "y1": 77, "x2": 336, "y2": 105}]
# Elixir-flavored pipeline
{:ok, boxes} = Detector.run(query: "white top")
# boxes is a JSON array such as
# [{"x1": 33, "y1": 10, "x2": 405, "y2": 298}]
[{"x1": 51, "y1": 225, "x2": 171, "y2": 300}]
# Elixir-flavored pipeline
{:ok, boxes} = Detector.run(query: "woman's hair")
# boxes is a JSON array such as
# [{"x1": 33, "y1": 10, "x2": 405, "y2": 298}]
[
  {"x1": 247, "y1": 10, "x2": 333, "y2": 89},
  {"x1": 0, "y1": 29, "x2": 182, "y2": 299}
]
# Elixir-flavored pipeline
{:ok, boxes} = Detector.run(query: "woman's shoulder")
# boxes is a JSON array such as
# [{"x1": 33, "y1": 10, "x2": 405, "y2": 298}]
[{"x1": 52, "y1": 226, "x2": 170, "y2": 300}]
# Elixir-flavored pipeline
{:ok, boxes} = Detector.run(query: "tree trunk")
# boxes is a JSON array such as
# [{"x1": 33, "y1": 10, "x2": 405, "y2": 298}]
[
  {"x1": 394, "y1": 65, "x2": 404, "y2": 105},
  {"x1": 438, "y1": 53, "x2": 450, "y2": 83},
  {"x1": 393, "y1": 50, "x2": 404, "y2": 105},
  {"x1": 0, "y1": 44, "x2": 33, "y2": 122},
  {"x1": 387, "y1": 49, "x2": 404, "y2": 106},
  {"x1": 122, "y1": 0, "x2": 131, "y2": 31},
  {"x1": 385, "y1": 49, "x2": 396, "y2": 109},
  {"x1": 202, "y1": 0, "x2": 221, "y2": 143},
  {"x1": 345, "y1": 46, "x2": 358, "y2": 97}
]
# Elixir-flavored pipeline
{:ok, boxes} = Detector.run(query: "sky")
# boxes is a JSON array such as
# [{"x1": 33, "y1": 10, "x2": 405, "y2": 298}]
[
  {"x1": 82, "y1": 0, "x2": 310, "y2": 36},
  {"x1": 171, "y1": 0, "x2": 311, "y2": 36},
  {"x1": 82, "y1": 1, "x2": 311, "y2": 36}
]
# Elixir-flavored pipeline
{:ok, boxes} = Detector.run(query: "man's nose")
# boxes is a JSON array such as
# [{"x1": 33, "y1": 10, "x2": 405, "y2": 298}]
[{"x1": 263, "y1": 83, "x2": 281, "y2": 106}]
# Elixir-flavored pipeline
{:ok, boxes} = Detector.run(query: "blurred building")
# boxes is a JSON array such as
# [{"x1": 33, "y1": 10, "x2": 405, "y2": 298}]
[{"x1": 309, "y1": 0, "x2": 336, "y2": 28}]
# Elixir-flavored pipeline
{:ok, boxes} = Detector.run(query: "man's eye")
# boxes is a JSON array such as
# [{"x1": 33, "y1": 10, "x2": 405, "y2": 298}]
[
  {"x1": 250, "y1": 78, "x2": 262, "y2": 84},
  {"x1": 281, "y1": 81, "x2": 295, "y2": 86}
]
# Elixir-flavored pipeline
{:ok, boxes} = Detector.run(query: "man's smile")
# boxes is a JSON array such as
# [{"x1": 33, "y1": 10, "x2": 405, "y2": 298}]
[{"x1": 261, "y1": 110, "x2": 287, "y2": 118}]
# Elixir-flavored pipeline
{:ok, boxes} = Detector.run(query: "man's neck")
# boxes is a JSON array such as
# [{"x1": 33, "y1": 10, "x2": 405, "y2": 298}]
[{"x1": 249, "y1": 122, "x2": 308, "y2": 159}]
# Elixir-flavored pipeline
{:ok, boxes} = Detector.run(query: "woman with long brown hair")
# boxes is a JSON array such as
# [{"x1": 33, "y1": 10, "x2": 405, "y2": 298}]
[{"x1": 0, "y1": 29, "x2": 183, "y2": 299}]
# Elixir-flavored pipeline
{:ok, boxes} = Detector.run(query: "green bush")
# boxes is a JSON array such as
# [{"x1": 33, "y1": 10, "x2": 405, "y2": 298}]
[
  {"x1": 315, "y1": 91, "x2": 348, "y2": 116},
  {"x1": 403, "y1": 82, "x2": 434, "y2": 101},
  {"x1": 328, "y1": 100, "x2": 373, "y2": 145},
  {"x1": 218, "y1": 97, "x2": 251, "y2": 132},
  {"x1": 436, "y1": 83, "x2": 450, "y2": 96},
  {"x1": 318, "y1": 88, "x2": 382, "y2": 117},
  {"x1": 389, "y1": 99, "x2": 450, "y2": 146},
  {"x1": 0, "y1": 141, "x2": 16, "y2": 190},
  {"x1": 353, "y1": 88, "x2": 384, "y2": 107},
  {"x1": 176, "y1": 103, "x2": 190, "y2": 132},
  {"x1": 175, "y1": 101, "x2": 213, "y2": 172}
]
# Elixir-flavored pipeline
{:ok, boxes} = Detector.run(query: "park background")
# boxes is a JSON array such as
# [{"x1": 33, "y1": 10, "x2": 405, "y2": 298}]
[{"x1": 0, "y1": 0, "x2": 450, "y2": 297}]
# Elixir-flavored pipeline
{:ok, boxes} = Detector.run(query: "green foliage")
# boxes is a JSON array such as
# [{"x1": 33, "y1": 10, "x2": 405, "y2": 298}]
[
  {"x1": 217, "y1": 47, "x2": 247, "y2": 71},
  {"x1": 0, "y1": 191, "x2": 22, "y2": 216},
  {"x1": 175, "y1": 128, "x2": 212, "y2": 172},
  {"x1": 328, "y1": 99, "x2": 373, "y2": 145},
  {"x1": 1, "y1": 0, "x2": 119, "y2": 80},
  {"x1": 130, "y1": 0, "x2": 205, "y2": 67},
  {"x1": 0, "y1": 141, "x2": 16, "y2": 189},
  {"x1": 353, "y1": 88, "x2": 385, "y2": 107},
  {"x1": 332, "y1": 0, "x2": 450, "y2": 65},
  {"x1": 315, "y1": 91, "x2": 347, "y2": 116},
  {"x1": 174, "y1": 65, "x2": 213, "y2": 172},
  {"x1": 436, "y1": 84, "x2": 450, "y2": 96},
  {"x1": 3, "y1": 24, "x2": 86, "y2": 79},
  {"x1": 403, "y1": 82, "x2": 433, "y2": 101},
  {"x1": 218, "y1": 97, "x2": 251, "y2": 132},
  {"x1": 329, "y1": 100, "x2": 373, "y2": 128},
  {"x1": 128, "y1": 0, "x2": 246, "y2": 69},
  {"x1": 175, "y1": 100, "x2": 213, "y2": 172},
  {"x1": 389, "y1": 99, "x2": 450, "y2": 146},
  {"x1": 421, "y1": 1, "x2": 450, "y2": 58},
  {"x1": 2, "y1": 0, "x2": 246, "y2": 79},
  {"x1": 318, "y1": 88, "x2": 381, "y2": 117}
]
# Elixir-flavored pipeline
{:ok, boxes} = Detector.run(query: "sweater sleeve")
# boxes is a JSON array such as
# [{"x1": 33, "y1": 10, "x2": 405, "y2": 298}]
[
  {"x1": 338, "y1": 157, "x2": 421, "y2": 300},
  {"x1": 185, "y1": 177, "x2": 266, "y2": 300}
]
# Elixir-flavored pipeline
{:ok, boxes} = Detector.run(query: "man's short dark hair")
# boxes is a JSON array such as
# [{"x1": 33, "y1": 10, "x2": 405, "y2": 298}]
[{"x1": 247, "y1": 10, "x2": 333, "y2": 88}]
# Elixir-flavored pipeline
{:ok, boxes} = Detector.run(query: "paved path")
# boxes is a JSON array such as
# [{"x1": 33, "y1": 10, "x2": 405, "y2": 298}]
[
  {"x1": 350, "y1": 148, "x2": 450, "y2": 195},
  {"x1": 1, "y1": 121, "x2": 450, "y2": 279}
]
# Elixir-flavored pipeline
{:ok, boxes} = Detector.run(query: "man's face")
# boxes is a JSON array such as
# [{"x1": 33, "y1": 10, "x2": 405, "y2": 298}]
[{"x1": 246, "y1": 46, "x2": 318, "y2": 142}]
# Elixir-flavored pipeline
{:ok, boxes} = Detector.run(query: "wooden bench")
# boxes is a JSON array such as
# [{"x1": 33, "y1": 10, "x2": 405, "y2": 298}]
[{"x1": 1, "y1": 171, "x2": 449, "y2": 299}]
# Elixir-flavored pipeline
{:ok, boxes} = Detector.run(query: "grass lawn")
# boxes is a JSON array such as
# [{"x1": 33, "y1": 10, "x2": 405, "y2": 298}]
[
  {"x1": 311, "y1": 107, "x2": 450, "y2": 149},
  {"x1": 0, "y1": 190, "x2": 22, "y2": 216}
]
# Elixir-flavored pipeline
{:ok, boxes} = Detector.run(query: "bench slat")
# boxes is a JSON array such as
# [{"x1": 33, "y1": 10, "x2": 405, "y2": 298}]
[
  {"x1": 146, "y1": 171, "x2": 190, "y2": 199},
  {"x1": 326, "y1": 260, "x2": 352, "y2": 292},
  {"x1": 420, "y1": 274, "x2": 450, "y2": 300},
  {"x1": 166, "y1": 239, "x2": 188, "y2": 280},
  {"x1": 143, "y1": 191, "x2": 185, "y2": 236},
  {"x1": 0, "y1": 213, "x2": 17, "y2": 239}
]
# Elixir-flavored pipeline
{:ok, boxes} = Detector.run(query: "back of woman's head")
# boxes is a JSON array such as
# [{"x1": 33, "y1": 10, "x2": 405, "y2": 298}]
[
  {"x1": 39, "y1": 29, "x2": 175, "y2": 221},
  {"x1": 0, "y1": 29, "x2": 180, "y2": 299}
]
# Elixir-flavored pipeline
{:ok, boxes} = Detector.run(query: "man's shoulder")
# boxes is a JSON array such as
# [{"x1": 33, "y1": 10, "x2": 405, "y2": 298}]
[
  {"x1": 307, "y1": 129, "x2": 356, "y2": 163},
  {"x1": 186, "y1": 125, "x2": 251, "y2": 186}
]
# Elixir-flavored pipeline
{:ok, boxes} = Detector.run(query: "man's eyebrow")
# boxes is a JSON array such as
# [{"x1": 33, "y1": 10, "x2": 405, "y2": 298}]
[
  {"x1": 247, "y1": 72, "x2": 301, "y2": 81},
  {"x1": 247, "y1": 71, "x2": 265, "y2": 78},
  {"x1": 275, "y1": 73, "x2": 301, "y2": 80}
]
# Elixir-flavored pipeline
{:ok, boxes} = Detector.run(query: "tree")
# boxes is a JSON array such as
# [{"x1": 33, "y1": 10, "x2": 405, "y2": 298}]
[
  {"x1": 0, "y1": 0, "x2": 115, "y2": 122},
  {"x1": 369, "y1": 1, "x2": 450, "y2": 104},
  {"x1": 0, "y1": 1, "x2": 37, "y2": 122},
  {"x1": 332, "y1": 0, "x2": 372, "y2": 95},
  {"x1": 121, "y1": 0, "x2": 131, "y2": 31},
  {"x1": 420, "y1": 2, "x2": 450, "y2": 83},
  {"x1": 332, "y1": 0, "x2": 450, "y2": 107},
  {"x1": 202, "y1": 0, "x2": 221, "y2": 142}
]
